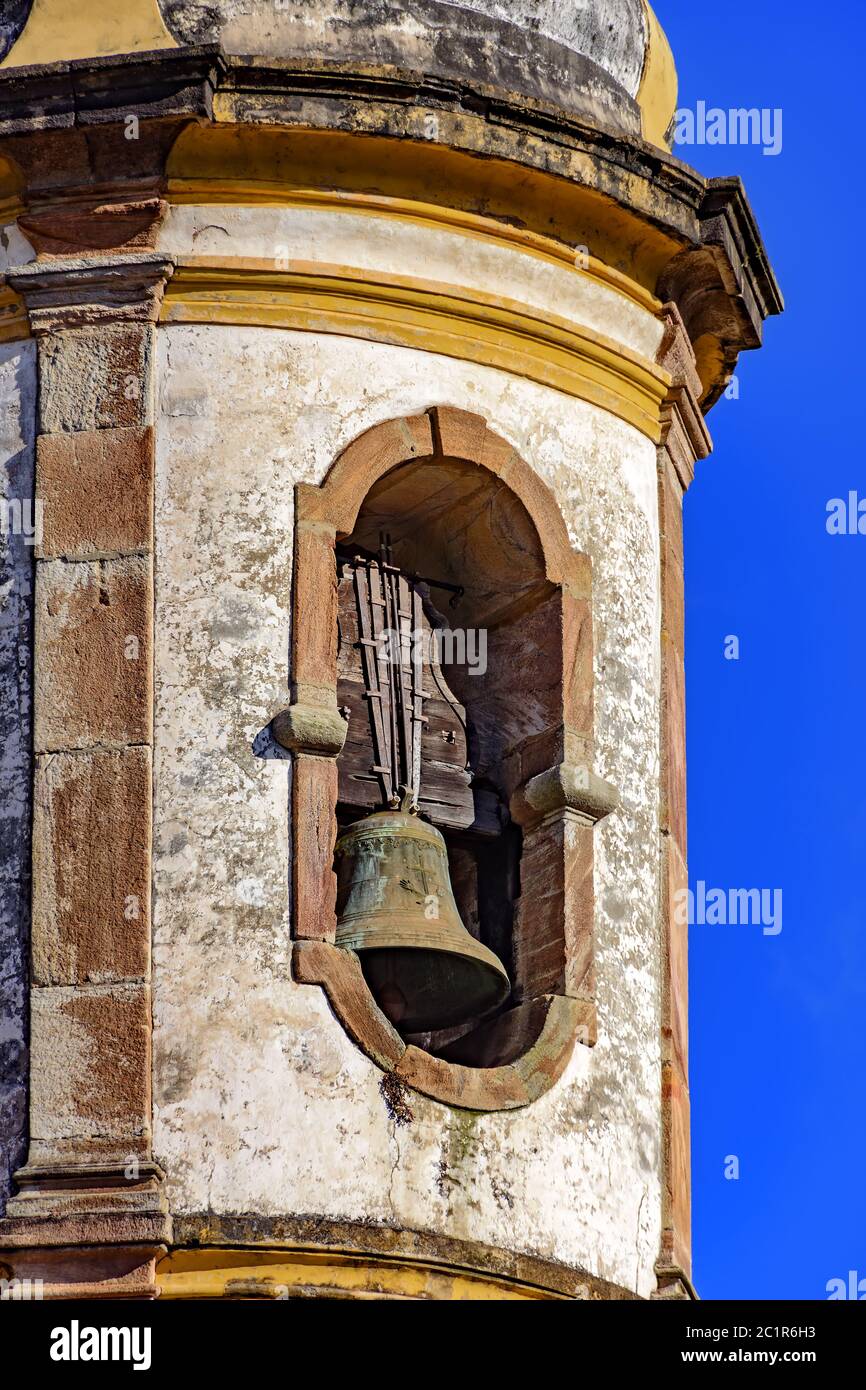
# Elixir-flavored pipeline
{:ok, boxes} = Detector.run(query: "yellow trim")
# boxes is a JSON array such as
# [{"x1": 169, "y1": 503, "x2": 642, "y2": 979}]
[
  {"x1": 1, "y1": 0, "x2": 176, "y2": 69},
  {"x1": 167, "y1": 182, "x2": 662, "y2": 319},
  {"x1": 162, "y1": 257, "x2": 670, "y2": 442},
  {"x1": 0, "y1": 284, "x2": 29, "y2": 343},
  {"x1": 166, "y1": 127, "x2": 682, "y2": 297},
  {"x1": 0, "y1": 154, "x2": 25, "y2": 213},
  {"x1": 637, "y1": 1, "x2": 678, "y2": 151},
  {"x1": 157, "y1": 1247, "x2": 562, "y2": 1300}
]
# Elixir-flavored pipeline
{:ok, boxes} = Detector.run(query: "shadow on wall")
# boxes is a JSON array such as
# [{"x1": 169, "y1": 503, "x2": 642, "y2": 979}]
[
  {"x1": 0, "y1": 2, "x2": 29, "y2": 64},
  {"x1": 0, "y1": 340, "x2": 36, "y2": 1214}
]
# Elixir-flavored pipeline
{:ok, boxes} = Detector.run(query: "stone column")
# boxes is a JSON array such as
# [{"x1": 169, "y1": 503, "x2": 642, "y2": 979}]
[
  {"x1": 510, "y1": 756, "x2": 618, "y2": 1045},
  {"x1": 0, "y1": 254, "x2": 173, "y2": 1299},
  {"x1": 507, "y1": 572, "x2": 617, "y2": 1040},
  {"x1": 272, "y1": 503, "x2": 349, "y2": 944},
  {"x1": 653, "y1": 305, "x2": 711, "y2": 1299}
]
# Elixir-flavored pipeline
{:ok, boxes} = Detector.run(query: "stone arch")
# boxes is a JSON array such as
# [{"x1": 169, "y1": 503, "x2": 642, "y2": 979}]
[{"x1": 277, "y1": 406, "x2": 618, "y2": 1110}]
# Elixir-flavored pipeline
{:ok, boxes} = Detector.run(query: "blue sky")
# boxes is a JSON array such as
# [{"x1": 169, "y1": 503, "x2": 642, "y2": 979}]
[{"x1": 657, "y1": 1, "x2": 866, "y2": 1298}]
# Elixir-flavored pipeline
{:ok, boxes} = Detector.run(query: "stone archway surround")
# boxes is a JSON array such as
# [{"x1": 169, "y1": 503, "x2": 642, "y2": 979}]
[{"x1": 274, "y1": 404, "x2": 619, "y2": 1110}]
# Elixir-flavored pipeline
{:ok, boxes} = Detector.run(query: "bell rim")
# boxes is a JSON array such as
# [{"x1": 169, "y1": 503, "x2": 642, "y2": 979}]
[
  {"x1": 339, "y1": 936, "x2": 511, "y2": 1029},
  {"x1": 334, "y1": 809, "x2": 512, "y2": 1027},
  {"x1": 335, "y1": 925, "x2": 510, "y2": 991}
]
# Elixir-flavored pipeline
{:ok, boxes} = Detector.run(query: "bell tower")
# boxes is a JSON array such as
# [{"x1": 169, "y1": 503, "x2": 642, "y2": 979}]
[{"x1": 0, "y1": 2, "x2": 781, "y2": 1299}]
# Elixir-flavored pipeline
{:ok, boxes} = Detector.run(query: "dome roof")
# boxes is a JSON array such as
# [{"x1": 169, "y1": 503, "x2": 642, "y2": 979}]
[
  {"x1": 0, "y1": 0, "x2": 677, "y2": 147},
  {"x1": 446, "y1": 1, "x2": 650, "y2": 95}
]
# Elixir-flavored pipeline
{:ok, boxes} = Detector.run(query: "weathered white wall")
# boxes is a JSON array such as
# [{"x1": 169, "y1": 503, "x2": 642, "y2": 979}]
[
  {"x1": 0, "y1": 337, "x2": 36, "y2": 1211},
  {"x1": 152, "y1": 317, "x2": 663, "y2": 1294},
  {"x1": 159, "y1": 204, "x2": 664, "y2": 363},
  {"x1": 159, "y1": 0, "x2": 650, "y2": 132},
  {"x1": 159, "y1": 0, "x2": 649, "y2": 106},
  {"x1": 446, "y1": 0, "x2": 648, "y2": 91}
]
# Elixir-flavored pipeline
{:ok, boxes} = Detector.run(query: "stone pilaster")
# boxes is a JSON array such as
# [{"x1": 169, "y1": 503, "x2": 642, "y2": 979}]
[
  {"x1": 510, "y1": 758, "x2": 618, "y2": 1030},
  {"x1": 273, "y1": 509, "x2": 348, "y2": 945},
  {"x1": 0, "y1": 254, "x2": 174, "y2": 1298},
  {"x1": 652, "y1": 304, "x2": 711, "y2": 1298}
]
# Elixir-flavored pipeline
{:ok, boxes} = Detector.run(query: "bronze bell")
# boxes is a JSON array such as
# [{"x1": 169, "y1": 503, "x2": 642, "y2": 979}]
[{"x1": 334, "y1": 810, "x2": 510, "y2": 1033}]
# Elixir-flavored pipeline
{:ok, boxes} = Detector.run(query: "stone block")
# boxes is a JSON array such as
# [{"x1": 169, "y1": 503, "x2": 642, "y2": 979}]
[
  {"x1": 660, "y1": 639, "x2": 687, "y2": 851},
  {"x1": 38, "y1": 325, "x2": 153, "y2": 434},
  {"x1": 662, "y1": 837, "x2": 689, "y2": 1079},
  {"x1": 36, "y1": 426, "x2": 153, "y2": 558},
  {"x1": 292, "y1": 755, "x2": 338, "y2": 942},
  {"x1": 32, "y1": 747, "x2": 151, "y2": 986},
  {"x1": 662, "y1": 542, "x2": 685, "y2": 655},
  {"x1": 27, "y1": 982, "x2": 151, "y2": 1165},
  {"x1": 292, "y1": 521, "x2": 338, "y2": 692},
  {"x1": 663, "y1": 1061, "x2": 692, "y2": 1277},
  {"x1": 34, "y1": 554, "x2": 151, "y2": 751}
]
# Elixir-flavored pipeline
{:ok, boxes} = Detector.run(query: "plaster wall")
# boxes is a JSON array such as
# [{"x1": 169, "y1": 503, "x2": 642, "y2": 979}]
[
  {"x1": 157, "y1": 0, "x2": 648, "y2": 135},
  {"x1": 158, "y1": 203, "x2": 665, "y2": 362},
  {"x1": 152, "y1": 314, "x2": 663, "y2": 1294},
  {"x1": 2, "y1": 0, "x2": 649, "y2": 92},
  {"x1": 160, "y1": 0, "x2": 648, "y2": 92}
]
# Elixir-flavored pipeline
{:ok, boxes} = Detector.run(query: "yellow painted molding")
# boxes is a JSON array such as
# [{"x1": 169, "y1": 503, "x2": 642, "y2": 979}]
[
  {"x1": 638, "y1": 1, "x2": 678, "y2": 151},
  {"x1": 1, "y1": 0, "x2": 177, "y2": 69},
  {"x1": 167, "y1": 181, "x2": 662, "y2": 320},
  {"x1": 0, "y1": 284, "x2": 30, "y2": 343},
  {"x1": 0, "y1": 153, "x2": 25, "y2": 212},
  {"x1": 157, "y1": 1247, "x2": 562, "y2": 1300},
  {"x1": 166, "y1": 126, "x2": 683, "y2": 296},
  {"x1": 163, "y1": 257, "x2": 670, "y2": 441}
]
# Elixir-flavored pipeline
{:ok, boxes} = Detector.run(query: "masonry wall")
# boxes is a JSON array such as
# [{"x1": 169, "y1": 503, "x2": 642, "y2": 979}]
[
  {"x1": 157, "y1": 0, "x2": 649, "y2": 136},
  {"x1": 0, "y1": 336, "x2": 35, "y2": 1211},
  {"x1": 152, "y1": 307, "x2": 664, "y2": 1293}
]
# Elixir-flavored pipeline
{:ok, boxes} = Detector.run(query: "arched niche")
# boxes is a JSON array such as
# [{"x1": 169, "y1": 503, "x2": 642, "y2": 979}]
[{"x1": 275, "y1": 406, "x2": 618, "y2": 1110}]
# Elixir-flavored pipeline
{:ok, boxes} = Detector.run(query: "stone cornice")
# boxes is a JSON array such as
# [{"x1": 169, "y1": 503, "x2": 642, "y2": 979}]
[
  {"x1": 657, "y1": 302, "x2": 713, "y2": 488},
  {"x1": 7, "y1": 252, "x2": 175, "y2": 330},
  {"x1": 1, "y1": 1160, "x2": 172, "y2": 1252},
  {"x1": 272, "y1": 700, "x2": 349, "y2": 759},
  {"x1": 701, "y1": 175, "x2": 783, "y2": 328},
  {"x1": 0, "y1": 47, "x2": 780, "y2": 399},
  {"x1": 0, "y1": 43, "x2": 225, "y2": 135},
  {"x1": 163, "y1": 1216, "x2": 643, "y2": 1301},
  {"x1": 510, "y1": 761, "x2": 620, "y2": 830}
]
